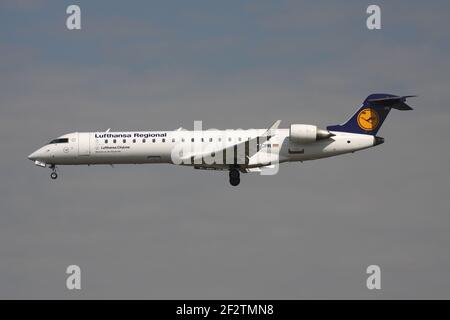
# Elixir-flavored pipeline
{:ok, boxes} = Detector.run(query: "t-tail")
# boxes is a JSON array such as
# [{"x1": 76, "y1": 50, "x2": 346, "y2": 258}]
[{"x1": 327, "y1": 93, "x2": 415, "y2": 136}]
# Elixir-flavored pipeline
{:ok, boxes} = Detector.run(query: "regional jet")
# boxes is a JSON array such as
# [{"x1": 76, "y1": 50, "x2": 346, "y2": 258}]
[{"x1": 28, "y1": 94, "x2": 414, "y2": 186}]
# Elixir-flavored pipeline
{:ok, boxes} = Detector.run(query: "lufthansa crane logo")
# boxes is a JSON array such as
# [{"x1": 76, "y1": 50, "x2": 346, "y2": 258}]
[{"x1": 357, "y1": 108, "x2": 380, "y2": 131}]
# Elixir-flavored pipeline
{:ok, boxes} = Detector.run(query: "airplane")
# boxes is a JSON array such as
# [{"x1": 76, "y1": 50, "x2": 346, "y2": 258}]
[{"x1": 28, "y1": 93, "x2": 414, "y2": 186}]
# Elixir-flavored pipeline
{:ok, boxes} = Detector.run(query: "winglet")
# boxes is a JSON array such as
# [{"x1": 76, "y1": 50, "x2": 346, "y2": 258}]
[{"x1": 265, "y1": 120, "x2": 281, "y2": 136}]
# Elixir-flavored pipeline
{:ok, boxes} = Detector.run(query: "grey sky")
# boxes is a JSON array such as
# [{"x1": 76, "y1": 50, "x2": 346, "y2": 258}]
[{"x1": 1, "y1": 0, "x2": 450, "y2": 298}]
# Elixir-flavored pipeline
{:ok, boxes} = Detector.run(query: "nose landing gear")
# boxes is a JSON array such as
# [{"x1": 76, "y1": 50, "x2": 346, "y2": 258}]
[
  {"x1": 49, "y1": 165, "x2": 58, "y2": 180},
  {"x1": 229, "y1": 167, "x2": 240, "y2": 186}
]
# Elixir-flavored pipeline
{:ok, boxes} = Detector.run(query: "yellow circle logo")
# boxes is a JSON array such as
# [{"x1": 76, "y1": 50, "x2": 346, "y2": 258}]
[{"x1": 357, "y1": 108, "x2": 380, "y2": 131}]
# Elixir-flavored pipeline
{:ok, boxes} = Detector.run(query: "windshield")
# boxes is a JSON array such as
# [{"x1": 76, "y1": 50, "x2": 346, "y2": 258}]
[{"x1": 49, "y1": 138, "x2": 69, "y2": 144}]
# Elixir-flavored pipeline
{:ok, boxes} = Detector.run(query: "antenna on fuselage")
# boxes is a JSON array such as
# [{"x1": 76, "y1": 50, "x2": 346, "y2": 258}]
[{"x1": 105, "y1": 128, "x2": 111, "y2": 132}]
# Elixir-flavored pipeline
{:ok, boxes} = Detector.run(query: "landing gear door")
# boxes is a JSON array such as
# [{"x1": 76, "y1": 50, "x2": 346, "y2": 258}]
[{"x1": 78, "y1": 132, "x2": 90, "y2": 156}]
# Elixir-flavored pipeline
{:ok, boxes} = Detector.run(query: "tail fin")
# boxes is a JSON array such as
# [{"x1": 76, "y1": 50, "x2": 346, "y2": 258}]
[{"x1": 327, "y1": 93, "x2": 414, "y2": 135}]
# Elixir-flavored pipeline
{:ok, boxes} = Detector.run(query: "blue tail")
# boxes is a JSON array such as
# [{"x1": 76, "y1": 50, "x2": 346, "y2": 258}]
[{"x1": 327, "y1": 93, "x2": 414, "y2": 135}]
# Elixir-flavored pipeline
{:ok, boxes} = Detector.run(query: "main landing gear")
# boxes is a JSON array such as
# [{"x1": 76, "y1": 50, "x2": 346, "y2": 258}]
[
  {"x1": 49, "y1": 164, "x2": 58, "y2": 180},
  {"x1": 229, "y1": 167, "x2": 240, "y2": 186}
]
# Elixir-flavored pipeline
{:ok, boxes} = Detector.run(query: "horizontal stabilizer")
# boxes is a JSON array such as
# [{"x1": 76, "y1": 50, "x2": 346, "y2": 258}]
[{"x1": 367, "y1": 95, "x2": 415, "y2": 110}]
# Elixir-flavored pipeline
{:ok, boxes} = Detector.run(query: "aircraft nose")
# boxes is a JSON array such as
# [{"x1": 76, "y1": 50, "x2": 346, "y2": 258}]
[
  {"x1": 28, "y1": 151, "x2": 38, "y2": 161},
  {"x1": 28, "y1": 146, "x2": 53, "y2": 161},
  {"x1": 28, "y1": 147, "x2": 47, "y2": 161}
]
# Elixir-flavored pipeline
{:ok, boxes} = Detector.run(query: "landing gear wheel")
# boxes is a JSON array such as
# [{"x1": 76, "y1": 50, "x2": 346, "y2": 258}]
[
  {"x1": 229, "y1": 169, "x2": 239, "y2": 179},
  {"x1": 229, "y1": 168, "x2": 240, "y2": 186},
  {"x1": 50, "y1": 172, "x2": 58, "y2": 180},
  {"x1": 230, "y1": 177, "x2": 240, "y2": 186}
]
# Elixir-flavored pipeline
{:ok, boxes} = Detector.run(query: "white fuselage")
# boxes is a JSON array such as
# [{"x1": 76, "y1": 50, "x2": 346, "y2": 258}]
[{"x1": 28, "y1": 129, "x2": 378, "y2": 169}]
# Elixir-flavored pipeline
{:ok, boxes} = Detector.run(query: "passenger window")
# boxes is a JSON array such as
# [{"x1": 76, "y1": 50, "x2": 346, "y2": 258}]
[
  {"x1": 152, "y1": 139, "x2": 155, "y2": 143},
  {"x1": 209, "y1": 138, "x2": 212, "y2": 142},
  {"x1": 218, "y1": 138, "x2": 221, "y2": 142},
  {"x1": 113, "y1": 139, "x2": 116, "y2": 143},
  {"x1": 228, "y1": 137, "x2": 232, "y2": 142},
  {"x1": 123, "y1": 139, "x2": 126, "y2": 143},
  {"x1": 133, "y1": 139, "x2": 136, "y2": 143},
  {"x1": 172, "y1": 138, "x2": 175, "y2": 143},
  {"x1": 191, "y1": 138, "x2": 194, "y2": 142},
  {"x1": 182, "y1": 138, "x2": 185, "y2": 142},
  {"x1": 238, "y1": 137, "x2": 242, "y2": 142},
  {"x1": 143, "y1": 139, "x2": 146, "y2": 143},
  {"x1": 162, "y1": 139, "x2": 165, "y2": 143},
  {"x1": 105, "y1": 139, "x2": 108, "y2": 144}
]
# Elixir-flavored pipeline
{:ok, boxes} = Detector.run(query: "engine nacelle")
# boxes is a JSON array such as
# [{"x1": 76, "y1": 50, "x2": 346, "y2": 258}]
[{"x1": 290, "y1": 124, "x2": 333, "y2": 144}]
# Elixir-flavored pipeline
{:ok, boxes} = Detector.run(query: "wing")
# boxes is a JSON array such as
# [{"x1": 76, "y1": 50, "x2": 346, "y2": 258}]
[{"x1": 181, "y1": 120, "x2": 281, "y2": 166}]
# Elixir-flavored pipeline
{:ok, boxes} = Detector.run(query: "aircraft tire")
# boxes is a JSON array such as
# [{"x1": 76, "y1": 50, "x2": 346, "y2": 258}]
[
  {"x1": 230, "y1": 177, "x2": 240, "y2": 186},
  {"x1": 229, "y1": 168, "x2": 240, "y2": 179}
]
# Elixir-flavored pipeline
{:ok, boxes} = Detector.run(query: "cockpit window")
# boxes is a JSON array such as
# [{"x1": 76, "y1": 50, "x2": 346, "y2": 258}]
[{"x1": 49, "y1": 138, "x2": 69, "y2": 144}]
